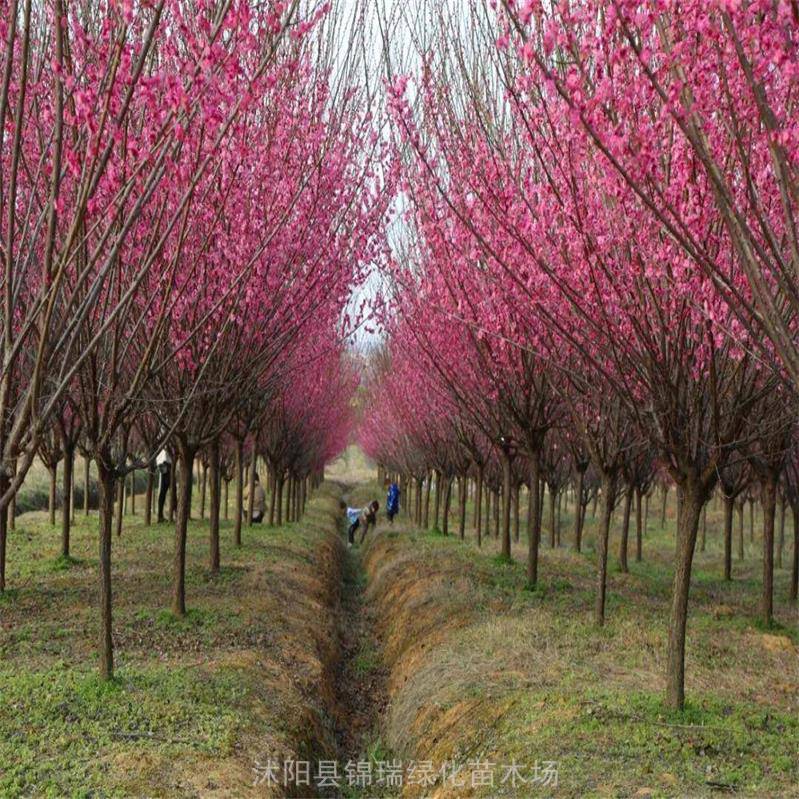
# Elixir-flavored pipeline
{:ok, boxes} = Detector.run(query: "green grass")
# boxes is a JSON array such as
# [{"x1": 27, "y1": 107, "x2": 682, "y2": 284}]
[{"x1": 0, "y1": 482, "x2": 347, "y2": 797}]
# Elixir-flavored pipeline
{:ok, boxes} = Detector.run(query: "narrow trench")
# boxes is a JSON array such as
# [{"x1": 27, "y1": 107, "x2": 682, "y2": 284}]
[{"x1": 326, "y1": 488, "x2": 390, "y2": 798}]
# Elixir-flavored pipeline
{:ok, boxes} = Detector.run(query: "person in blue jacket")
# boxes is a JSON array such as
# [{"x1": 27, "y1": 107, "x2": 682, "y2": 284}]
[{"x1": 386, "y1": 480, "x2": 400, "y2": 524}]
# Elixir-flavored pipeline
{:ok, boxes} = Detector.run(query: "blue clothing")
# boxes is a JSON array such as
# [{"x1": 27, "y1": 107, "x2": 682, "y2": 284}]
[
  {"x1": 386, "y1": 483, "x2": 400, "y2": 514},
  {"x1": 346, "y1": 507, "x2": 361, "y2": 525}
]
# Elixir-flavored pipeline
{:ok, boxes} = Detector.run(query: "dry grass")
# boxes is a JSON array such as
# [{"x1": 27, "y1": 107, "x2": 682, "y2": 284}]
[{"x1": 360, "y1": 482, "x2": 799, "y2": 799}]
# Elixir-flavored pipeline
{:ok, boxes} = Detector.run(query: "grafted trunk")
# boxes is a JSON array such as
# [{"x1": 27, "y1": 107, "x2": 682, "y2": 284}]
[
  {"x1": 527, "y1": 450, "x2": 542, "y2": 587},
  {"x1": 61, "y1": 448, "x2": 74, "y2": 558},
  {"x1": 172, "y1": 443, "x2": 196, "y2": 617},
  {"x1": 723, "y1": 495, "x2": 734, "y2": 581},
  {"x1": 619, "y1": 487, "x2": 632, "y2": 573},
  {"x1": 209, "y1": 440, "x2": 221, "y2": 573},
  {"x1": 574, "y1": 469, "x2": 584, "y2": 552},
  {"x1": 666, "y1": 477, "x2": 707, "y2": 710},
  {"x1": 500, "y1": 451, "x2": 512, "y2": 560},
  {"x1": 595, "y1": 471, "x2": 618, "y2": 626},
  {"x1": 761, "y1": 473, "x2": 777, "y2": 627},
  {"x1": 97, "y1": 460, "x2": 116, "y2": 680}
]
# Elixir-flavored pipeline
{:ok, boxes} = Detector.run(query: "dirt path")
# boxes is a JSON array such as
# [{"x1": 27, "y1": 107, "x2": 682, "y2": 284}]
[{"x1": 333, "y1": 540, "x2": 389, "y2": 764}]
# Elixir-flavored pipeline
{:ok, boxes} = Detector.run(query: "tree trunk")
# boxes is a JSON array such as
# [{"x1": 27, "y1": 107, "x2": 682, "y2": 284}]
[
  {"x1": 172, "y1": 443, "x2": 195, "y2": 617},
  {"x1": 433, "y1": 470, "x2": 442, "y2": 531},
  {"x1": 737, "y1": 501, "x2": 744, "y2": 560},
  {"x1": 484, "y1": 480, "x2": 491, "y2": 538},
  {"x1": 208, "y1": 441, "x2": 221, "y2": 573},
  {"x1": 574, "y1": 469, "x2": 584, "y2": 552},
  {"x1": 513, "y1": 484, "x2": 520, "y2": 543},
  {"x1": 276, "y1": 476, "x2": 284, "y2": 526},
  {"x1": 700, "y1": 504, "x2": 707, "y2": 552},
  {"x1": 777, "y1": 494, "x2": 785, "y2": 570},
  {"x1": 49, "y1": 464, "x2": 57, "y2": 526},
  {"x1": 635, "y1": 487, "x2": 643, "y2": 562},
  {"x1": 527, "y1": 451, "x2": 542, "y2": 587},
  {"x1": 84, "y1": 457, "x2": 90, "y2": 515},
  {"x1": 0, "y1": 474, "x2": 8, "y2": 592},
  {"x1": 644, "y1": 492, "x2": 649, "y2": 535},
  {"x1": 595, "y1": 471, "x2": 618, "y2": 626},
  {"x1": 761, "y1": 473, "x2": 777, "y2": 627},
  {"x1": 234, "y1": 440, "x2": 244, "y2": 544},
  {"x1": 501, "y1": 452, "x2": 512, "y2": 560},
  {"x1": 723, "y1": 495, "x2": 734, "y2": 581},
  {"x1": 619, "y1": 487, "x2": 632, "y2": 573},
  {"x1": 130, "y1": 472, "x2": 136, "y2": 516},
  {"x1": 548, "y1": 486, "x2": 557, "y2": 548},
  {"x1": 749, "y1": 499, "x2": 754, "y2": 542},
  {"x1": 423, "y1": 470, "x2": 431, "y2": 529},
  {"x1": 115, "y1": 477, "x2": 124, "y2": 538},
  {"x1": 666, "y1": 477, "x2": 707, "y2": 710},
  {"x1": 247, "y1": 455, "x2": 257, "y2": 526},
  {"x1": 169, "y1": 453, "x2": 177, "y2": 522},
  {"x1": 199, "y1": 461, "x2": 207, "y2": 520},
  {"x1": 97, "y1": 461, "x2": 116, "y2": 680},
  {"x1": 791, "y1": 504, "x2": 798, "y2": 603},
  {"x1": 493, "y1": 488, "x2": 500, "y2": 539},
  {"x1": 458, "y1": 475, "x2": 467, "y2": 539},
  {"x1": 144, "y1": 467, "x2": 154, "y2": 526},
  {"x1": 475, "y1": 464, "x2": 483, "y2": 546},
  {"x1": 61, "y1": 448, "x2": 73, "y2": 558},
  {"x1": 442, "y1": 476, "x2": 452, "y2": 536},
  {"x1": 661, "y1": 485, "x2": 668, "y2": 527}
]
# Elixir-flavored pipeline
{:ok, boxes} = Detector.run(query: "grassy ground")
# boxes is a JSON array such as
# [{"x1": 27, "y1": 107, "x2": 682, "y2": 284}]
[
  {"x1": 359, "y1": 479, "x2": 799, "y2": 798},
  {"x1": 0, "y1": 483, "x2": 346, "y2": 798}
]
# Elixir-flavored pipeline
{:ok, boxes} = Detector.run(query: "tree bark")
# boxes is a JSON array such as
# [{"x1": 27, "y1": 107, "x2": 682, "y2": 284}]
[
  {"x1": 433, "y1": 469, "x2": 442, "y2": 531},
  {"x1": 458, "y1": 474, "x2": 467, "y2": 539},
  {"x1": 144, "y1": 467, "x2": 154, "y2": 526},
  {"x1": 442, "y1": 475, "x2": 452, "y2": 536},
  {"x1": 61, "y1": 447, "x2": 73, "y2": 558},
  {"x1": 635, "y1": 487, "x2": 643, "y2": 562},
  {"x1": 513, "y1": 484, "x2": 520, "y2": 543},
  {"x1": 574, "y1": 469, "x2": 584, "y2": 552},
  {"x1": 172, "y1": 442, "x2": 195, "y2": 617},
  {"x1": 761, "y1": 473, "x2": 777, "y2": 627},
  {"x1": 49, "y1": 464, "x2": 57, "y2": 526},
  {"x1": 737, "y1": 501, "x2": 744, "y2": 560},
  {"x1": 791, "y1": 503, "x2": 798, "y2": 603},
  {"x1": 97, "y1": 461, "x2": 116, "y2": 680},
  {"x1": 84, "y1": 456, "x2": 90, "y2": 515},
  {"x1": 199, "y1": 461, "x2": 207, "y2": 520},
  {"x1": 723, "y1": 495, "x2": 734, "y2": 581},
  {"x1": 527, "y1": 450, "x2": 542, "y2": 587},
  {"x1": 234, "y1": 440, "x2": 244, "y2": 544},
  {"x1": 423, "y1": 470, "x2": 431, "y2": 529},
  {"x1": 548, "y1": 486, "x2": 557, "y2": 548},
  {"x1": 0, "y1": 474, "x2": 8, "y2": 592},
  {"x1": 777, "y1": 494, "x2": 785, "y2": 570},
  {"x1": 660, "y1": 485, "x2": 668, "y2": 527},
  {"x1": 247, "y1": 454, "x2": 257, "y2": 526},
  {"x1": 115, "y1": 477, "x2": 124, "y2": 538},
  {"x1": 595, "y1": 471, "x2": 618, "y2": 626},
  {"x1": 665, "y1": 476, "x2": 707, "y2": 710},
  {"x1": 619, "y1": 487, "x2": 632, "y2": 572},
  {"x1": 475, "y1": 464, "x2": 483, "y2": 546},
  {"x1": 276, "y1": 475, "x2": 284, "y2": 526},
  {"x1": 500, "y1": 451, "x2": 512, "y2": 559},
  {"x1": 208, "y1": 440, "x2": 221, "y2": 573}
]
